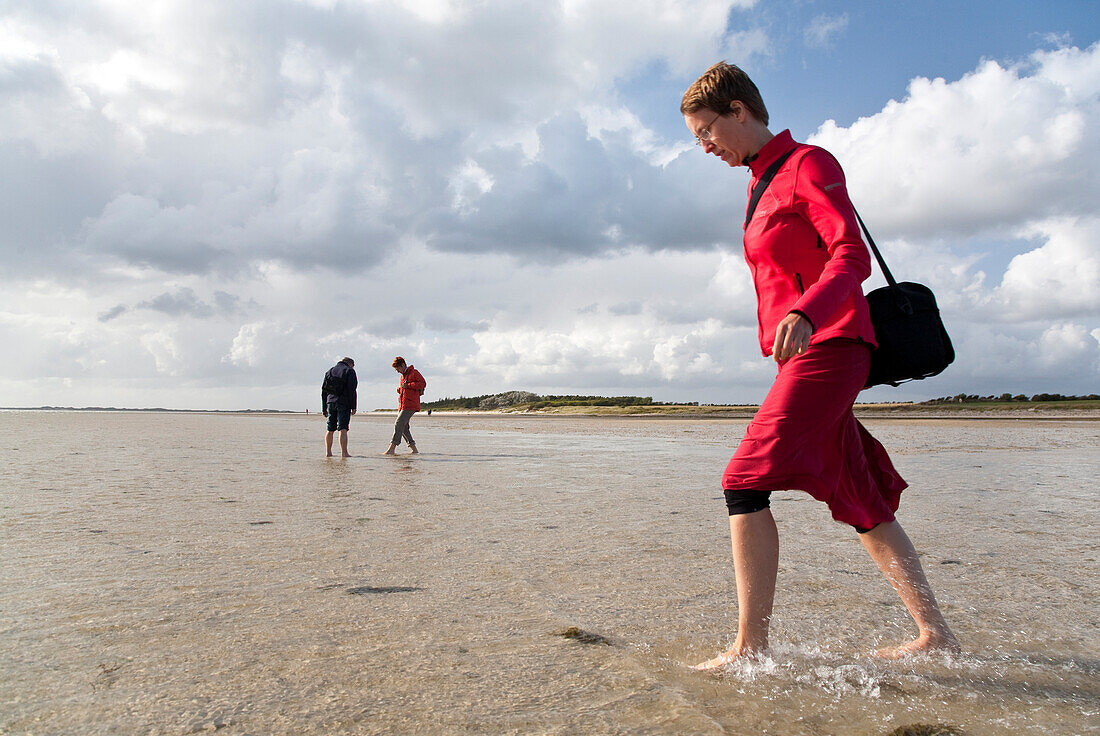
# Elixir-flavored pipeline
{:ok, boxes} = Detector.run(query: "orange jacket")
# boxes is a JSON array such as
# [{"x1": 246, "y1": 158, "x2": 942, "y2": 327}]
[{"x1": 398, "y1": 366, "x2": 426, "y2": 411}]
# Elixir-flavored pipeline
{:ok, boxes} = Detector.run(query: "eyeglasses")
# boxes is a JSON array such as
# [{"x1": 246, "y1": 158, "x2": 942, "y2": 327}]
[{"x1": 694, "y1": 110, "x2": 723, "y2": 146}]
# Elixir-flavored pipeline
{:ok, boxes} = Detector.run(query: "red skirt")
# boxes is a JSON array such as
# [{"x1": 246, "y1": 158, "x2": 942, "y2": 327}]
[{"x1": 722, "y1": 339, "x2": 906, "y2": 529}]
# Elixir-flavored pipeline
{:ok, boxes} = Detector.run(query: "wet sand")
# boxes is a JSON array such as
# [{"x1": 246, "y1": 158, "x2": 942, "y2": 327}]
[{"x1": 1, "y1": 411, "x2": 1097, "y2": 735}]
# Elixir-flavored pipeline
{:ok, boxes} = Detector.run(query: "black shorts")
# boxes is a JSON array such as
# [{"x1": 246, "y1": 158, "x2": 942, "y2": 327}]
[{"x1": 326, "y1": 405, "x2": 351, "y2": 432}]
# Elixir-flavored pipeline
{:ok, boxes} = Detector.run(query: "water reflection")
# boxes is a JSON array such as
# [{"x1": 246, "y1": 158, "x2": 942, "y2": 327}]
[{"x1": 1, "y1": 412, "x2": 1096, "y2": 736}]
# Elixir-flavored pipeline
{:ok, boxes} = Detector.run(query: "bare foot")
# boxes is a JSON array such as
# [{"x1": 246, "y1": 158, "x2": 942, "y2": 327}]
[
  {"x1": 873, "y1": 631, "x2": 960, "y2": 660},
  {"x1": 409, "y1": 446, "x2": 419, "y2": 454},
  {"x1": 341, "y1": 453, "x2": 351, "y2": 458},
  {"x1": 326, "y1": 453, "x2": 333, "y2": 457},
  {"x1": 692, "y1": 640, "x2": 764, "y2": 670},
  {"x1": 382, "y1": 450, "x2": 395, "y2": 455}
]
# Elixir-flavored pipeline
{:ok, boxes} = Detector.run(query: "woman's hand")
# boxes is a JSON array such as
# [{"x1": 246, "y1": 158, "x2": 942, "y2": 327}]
[{"x1": 773, "y1": 312, "x2": 813, "y2": 362}]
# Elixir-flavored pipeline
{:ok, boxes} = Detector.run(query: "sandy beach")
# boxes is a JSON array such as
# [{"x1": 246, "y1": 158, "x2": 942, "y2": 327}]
[{"x1": 2, "y1": 411, "x2": 1097, "y2": 735}]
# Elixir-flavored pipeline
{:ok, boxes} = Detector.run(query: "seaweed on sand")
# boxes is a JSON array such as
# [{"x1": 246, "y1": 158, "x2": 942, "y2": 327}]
[
  {"x1": 886, "y1": 725, "x2": 965, "y2": 736},
  {"x1": 552, "y1": 626, "x2": 612, "y2": 646}
]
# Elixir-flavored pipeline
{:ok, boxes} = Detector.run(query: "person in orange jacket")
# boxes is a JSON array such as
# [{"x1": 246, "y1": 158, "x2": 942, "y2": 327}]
[{"x1": 383, "y1": 356, "x2": 426, "y2": 455}]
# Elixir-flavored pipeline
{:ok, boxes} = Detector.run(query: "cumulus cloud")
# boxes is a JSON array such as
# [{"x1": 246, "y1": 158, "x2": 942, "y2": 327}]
[
  {"x1": 425, "y1": 114, "x2": 745, "y2": 258},
  {"x1": 0, "y1": 2, "x2": 1097, "y2": 408},
  {"x1": 1037, "y1": 322, "x2": 1100, "y2": 370},
  {"x1": 2, "y1": 0, "x2": 763, "y2": 282},
  {"x1": 808, "y1": 42, "x2": 1100, "y2": 333},
  {"x1": 992, "y1": 217, "x2": 1100, "y2": 321},
  {"x1": 810, "y1": 43, "x2": 1100, "y2": 240},
  {"x1": 459, "y1": 312, "x2": 758, "y2": 393},
  {"x1": 938, "y1": 320, "x2": 1100, "y2": 386}
]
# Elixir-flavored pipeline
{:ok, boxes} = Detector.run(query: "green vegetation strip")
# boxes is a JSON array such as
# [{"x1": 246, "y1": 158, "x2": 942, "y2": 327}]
[{"x1": 422, "y1": 392, "x2": 1100, "y2": 415}]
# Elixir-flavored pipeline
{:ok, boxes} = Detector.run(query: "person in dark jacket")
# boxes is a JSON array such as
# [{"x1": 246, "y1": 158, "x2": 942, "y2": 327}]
[
  {"x1": 682, "y1": 62, "x2": 958, "y2": 667},
  {"x1": 322, "y1": 357, "x2": 357, "y2": 457}
]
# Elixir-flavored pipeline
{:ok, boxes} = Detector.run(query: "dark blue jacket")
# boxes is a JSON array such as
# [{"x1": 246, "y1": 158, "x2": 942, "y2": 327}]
[{"x1": 322, "y1": 361, "x2": 357, "y2": 411}]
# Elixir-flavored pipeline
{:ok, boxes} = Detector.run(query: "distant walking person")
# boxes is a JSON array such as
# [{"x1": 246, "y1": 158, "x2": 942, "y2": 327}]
[
  {"x1": 322, "y1": 357, "x2": 357, "y2": 457},
  {"x1": 384, "y1": 357, "x2": 426, "y2": 455}
]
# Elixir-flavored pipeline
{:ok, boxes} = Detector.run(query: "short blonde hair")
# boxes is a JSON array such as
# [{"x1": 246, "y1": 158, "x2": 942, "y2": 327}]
[{"x1": 680, "y1": 61, "x2": 768, "y2": 126}]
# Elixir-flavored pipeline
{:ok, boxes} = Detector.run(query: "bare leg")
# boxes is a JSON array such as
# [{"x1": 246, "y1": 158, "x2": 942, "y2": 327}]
[
  {"x1": 694, "y1": 509, "x2": 779, "y2": 669},
  {"x1": 338, "y1": 429, "x2": 350, "y2": 458},
  {"x1": 325, "y1": 430, "x2": 334, "y2": 457},
  {"x1": 859, "y1": 520, "x2": 960, "y2": 658}
]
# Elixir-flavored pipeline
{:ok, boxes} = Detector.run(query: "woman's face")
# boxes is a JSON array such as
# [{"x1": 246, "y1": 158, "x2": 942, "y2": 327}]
[{"x1": 684, "y1": 107, "x2": 748, "y2": 168}]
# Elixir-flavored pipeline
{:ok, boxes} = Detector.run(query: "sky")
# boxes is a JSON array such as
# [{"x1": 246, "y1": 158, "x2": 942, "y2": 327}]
[{"x1": 1, "y1": 0, "x2": 1098, "y2": 411}]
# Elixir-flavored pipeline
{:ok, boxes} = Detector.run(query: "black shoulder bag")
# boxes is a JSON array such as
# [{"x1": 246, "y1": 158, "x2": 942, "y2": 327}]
[
  {"x1": 744, "y1": 146, "x2": 954, "y2": 388},
  {"x1": 854, "y1": 212, "x2": 954, "y2": 388}
]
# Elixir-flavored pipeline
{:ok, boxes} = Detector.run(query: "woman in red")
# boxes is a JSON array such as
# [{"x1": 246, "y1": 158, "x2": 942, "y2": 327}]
[
  {"x1": 383, "y1": 356, "x2": 426, "y2": 455},
  {"x1": 681, "y1": 62, "x2": 958, "y2": 667}
]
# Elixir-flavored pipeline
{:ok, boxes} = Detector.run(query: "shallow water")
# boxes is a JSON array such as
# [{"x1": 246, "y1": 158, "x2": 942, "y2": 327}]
[{"x1": 1, "y1": 411, "x2": 1097, "y2": 735}]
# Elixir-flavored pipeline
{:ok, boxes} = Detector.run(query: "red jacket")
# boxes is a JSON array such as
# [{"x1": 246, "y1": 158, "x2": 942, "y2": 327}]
[
  {"x1": 397, "y1": 366, "x2": 426, "y2": 411},
  {"x1": 743, "y1": 130, "x2": 877, "y2": 356}
]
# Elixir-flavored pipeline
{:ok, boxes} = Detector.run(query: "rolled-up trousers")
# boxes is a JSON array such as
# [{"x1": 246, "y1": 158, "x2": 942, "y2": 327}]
[{"x1": 391, "y1": 409, "x2": 416, "y2": 446}]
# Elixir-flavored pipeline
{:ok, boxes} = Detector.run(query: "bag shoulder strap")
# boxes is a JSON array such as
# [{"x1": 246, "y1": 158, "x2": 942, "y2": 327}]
[
  {"x1": 807, "y1": 147, "x2": 895, "y2": 284},
  {"x1": 743, "y1": 144, "x2": 902, "y2": 291},
  {"x1": 852, "y1": 209, "x2": 898, "y2": 288},
  {"x1": 744, "y1": 146, "x2": 798, "y2": 229}
]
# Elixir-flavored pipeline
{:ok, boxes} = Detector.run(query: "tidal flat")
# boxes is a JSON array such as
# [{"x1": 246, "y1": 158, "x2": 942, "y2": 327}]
[{"x1": 1, "y1": 411, "x2": 1097, "y2": 735}]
